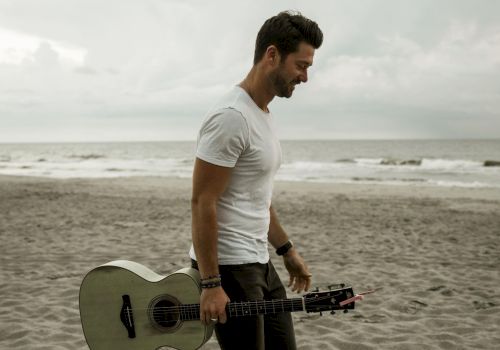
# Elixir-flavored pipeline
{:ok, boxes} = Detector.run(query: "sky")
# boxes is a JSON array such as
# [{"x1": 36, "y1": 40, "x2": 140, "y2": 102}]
[{"x1": 0, "y1": 0, "x2": 499, "y2": 142}]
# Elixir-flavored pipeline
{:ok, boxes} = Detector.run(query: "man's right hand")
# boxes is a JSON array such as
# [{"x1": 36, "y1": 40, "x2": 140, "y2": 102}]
[{"x1": 200, "y1": 287, "x2": 230, "y2": 325}]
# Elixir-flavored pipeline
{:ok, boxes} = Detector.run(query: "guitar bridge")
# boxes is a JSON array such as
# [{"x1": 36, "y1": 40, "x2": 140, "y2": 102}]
[{"x1": 120, "y1": 295, "x2": 136, "y2": 338}]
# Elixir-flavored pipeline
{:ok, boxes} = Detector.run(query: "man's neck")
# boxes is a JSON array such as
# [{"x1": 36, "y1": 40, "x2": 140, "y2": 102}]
[{"x1": 239, "y1": 65, "x2": 275, "y2": 113}]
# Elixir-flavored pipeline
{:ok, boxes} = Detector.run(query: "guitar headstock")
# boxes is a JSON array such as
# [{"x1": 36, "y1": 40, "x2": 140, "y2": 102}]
[{"x1": 303, "y1": 285, "x2": 355, "y2": 315}]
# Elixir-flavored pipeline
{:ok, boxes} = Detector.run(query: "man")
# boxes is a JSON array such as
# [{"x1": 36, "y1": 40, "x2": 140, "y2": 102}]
[{"x1": 190, "y1": 11, "x2": 323, "y2": 349}]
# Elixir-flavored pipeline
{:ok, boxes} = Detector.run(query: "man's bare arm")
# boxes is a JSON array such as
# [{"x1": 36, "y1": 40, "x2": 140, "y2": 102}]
[
  {"x1": 268, "y1": 205, "x2": 290, "y2": 249},
  {"x1": 191, "y1": 157, "x2": 233, "y2": 324}
]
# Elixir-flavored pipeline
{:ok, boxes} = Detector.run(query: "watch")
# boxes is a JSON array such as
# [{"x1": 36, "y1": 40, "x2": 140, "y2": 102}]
[{"x1": 276, "y1": 240, "x2": 293, "y2": 256}]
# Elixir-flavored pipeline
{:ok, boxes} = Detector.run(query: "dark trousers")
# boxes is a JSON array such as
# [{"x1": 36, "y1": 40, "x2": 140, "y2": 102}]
[{"x1": 191, "y1": 259, "x2": 297, "y2": 350}]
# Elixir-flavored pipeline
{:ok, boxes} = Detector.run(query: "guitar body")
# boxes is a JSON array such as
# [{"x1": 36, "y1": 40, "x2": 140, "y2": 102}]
[{"x1": 79, "y1": 260, "x2": 213, "y2": 350}]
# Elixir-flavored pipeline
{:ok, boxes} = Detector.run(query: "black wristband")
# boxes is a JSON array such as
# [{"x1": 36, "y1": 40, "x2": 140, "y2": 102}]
[
  {"x1": 200, "y1": 280, "x2": 222, "y2": 289},
  {"x1": 276, "y1": 240, "x2": 293, "y2": 256}
]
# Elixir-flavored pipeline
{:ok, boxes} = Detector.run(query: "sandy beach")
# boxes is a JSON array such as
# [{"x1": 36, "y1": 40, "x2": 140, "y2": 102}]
[{"x1": 0, "y1": 174, "x2": 499, "y2": 349}]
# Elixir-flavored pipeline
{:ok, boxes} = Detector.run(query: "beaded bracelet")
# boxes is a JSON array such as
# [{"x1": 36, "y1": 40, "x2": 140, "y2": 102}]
[
  {"x1": 201, "y1": 278, "x2": 220, "y2": 287},
  {"x1": 201, "y1": 274, "x2": 221, "y2": 282}
]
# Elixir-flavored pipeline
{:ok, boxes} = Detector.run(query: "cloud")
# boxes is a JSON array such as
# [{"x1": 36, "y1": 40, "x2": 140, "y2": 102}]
[
  {"x1": 304, "y1": 19, "x2": 500, "y2": 115},
  {"x1": 0, "y1": 27, "x2": 86, "y2": 67},
  {"x1": 0, "y1": 0, "x2": 499, "y2": 142},
  {"x1": 33, "y1": 41, "x2": 59, "y2": 66},
  {"x1": 74, "y1": 66, "x2": 99, "y2": 75}
]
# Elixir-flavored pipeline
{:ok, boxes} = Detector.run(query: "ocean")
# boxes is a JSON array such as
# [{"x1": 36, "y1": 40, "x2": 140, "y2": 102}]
[{"x1": 1, "y1": 140, "x2": 499, "y2": 188}]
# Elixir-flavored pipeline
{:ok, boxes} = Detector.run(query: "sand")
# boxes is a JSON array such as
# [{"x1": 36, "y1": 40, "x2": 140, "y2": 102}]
[{"x1": 0, "y1": 174, "x2": 499, "y2": 349}]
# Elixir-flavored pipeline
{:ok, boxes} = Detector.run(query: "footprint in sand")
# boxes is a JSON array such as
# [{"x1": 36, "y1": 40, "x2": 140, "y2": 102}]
[
  {"x1": 405, "y1": 300, "x2": 428, "y2": 314},
  {"x1": 473, "y1": 300, "x2": 496, "y2": 310},
  {"x1": 352, "y1": 313, "x2": 387, "y2": 323},
  {"x1": 428, "y1": 285, "x2": 455, "y2": 297}
]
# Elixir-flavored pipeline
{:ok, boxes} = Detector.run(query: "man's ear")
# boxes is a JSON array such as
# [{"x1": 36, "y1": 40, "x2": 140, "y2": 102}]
[{"x1": 265, "y1": 45, "x2": 281, "y2": 66}]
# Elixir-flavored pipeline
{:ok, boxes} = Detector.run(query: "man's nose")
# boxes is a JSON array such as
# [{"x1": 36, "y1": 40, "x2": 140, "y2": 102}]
[{"x1": 300, "y1": 70, "x2": 308, "y2": 83}]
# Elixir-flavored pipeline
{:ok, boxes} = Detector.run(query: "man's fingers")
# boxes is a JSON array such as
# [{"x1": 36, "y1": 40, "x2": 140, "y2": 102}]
[
  {"x1": 292, "y1": 277, "x2": 301, "y2": 293},
  {"x1": 199, "y1": 288, "x2": 230, "y2": 325},
  {"x1": 201, "y1": 310, "x2": 209, "y2": 325},
  {"x1": 200, "y1": 306, "x2": 219, "y2": 325},
  {"x1": 214, "y1": 308, "x2": 227, "y2": 324},
  {"x1": 289, "y1": 273, "x2": 312, "y2": 293},
  {"x1": 204, "y1": 312, "x2": 215, "y2": 325},
  {"x1": 301, "y1": 274, "x2": 311, "y2": 292},
  {"x1": 218, "y1": 296, "x2": 230, "y2": 324},
  {"x1": 305, "y1": 276, "x2": 311, "y2": 291},
  {"x1": 218, "y1": 311, "x2": 227, "y2": 324},
  {"x1": 297, "y1": 276, "x2": 311, "y2": 293},
  {"x1": 296, "y1": 278, "x2": 305, "y2": 293}
]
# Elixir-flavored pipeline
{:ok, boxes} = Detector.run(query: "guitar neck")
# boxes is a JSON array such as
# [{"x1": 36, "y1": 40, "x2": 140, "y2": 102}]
[{"x1": 179, "y1": 298, "x2": 304, "y2": 321}]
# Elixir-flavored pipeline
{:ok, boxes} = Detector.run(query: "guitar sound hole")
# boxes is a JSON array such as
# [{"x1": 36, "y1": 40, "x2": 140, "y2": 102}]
[{"x1": 148, "y1": 295, "x2": 181, "y2": 332}]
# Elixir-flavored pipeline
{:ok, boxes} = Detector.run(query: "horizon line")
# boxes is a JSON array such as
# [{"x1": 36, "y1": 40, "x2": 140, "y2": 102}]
[{"x1": 1, "y1": 137, "x2": 500, "y2": 145}]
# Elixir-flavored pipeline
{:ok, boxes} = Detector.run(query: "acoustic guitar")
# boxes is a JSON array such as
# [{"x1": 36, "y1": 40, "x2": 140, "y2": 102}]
[{"x1": 79, "y1": 260, "x2": 356, "y2": 350}]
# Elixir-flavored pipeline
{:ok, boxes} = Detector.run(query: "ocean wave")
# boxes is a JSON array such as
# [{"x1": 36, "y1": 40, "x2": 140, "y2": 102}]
[
  {"x1": 354, "y1": 158, "x2": 383, "y2": 166},
  {"x1": 420, "y1": 159, "x2": 483, "y2": 170},
  {"x1": 281, "y1": 161, "x2": 341, "y2": 170},
  {"x1": 380, "y1": 158, "x2": 422, "y2": 166},
  {"x1": 336, "y1": 158, "x2": 356, "y2": 163},
  {"x1": 0, "y1": 157, "x2": 194, "y2": 179},
  {"x1": 180, "y1": 158, "x2": 194, "y2": 164},
  {"x1": 352, "y1": 158, "x2": 494, "y2": 171},
  {"x1": 105, "y1": 168, "x2": 123, "y2": 172},
  {"x1": 484, "y1": 160, "x2": 500, "y2": 167},
  {"x1": 428, "y1": 180, "x2": 499, "y2": 188},
  {"x1": 68, "y1": 153, "x2": 106, "y2": 160},
  {"x1": 1, "y1": 153, "x2": 498, "y2": 188},
  {"x1": 352, "y1": 177, "x2": 426, "y2": 183},
  {"x1": 284, "y1": 158, "x2": 493, "y2": 171}
]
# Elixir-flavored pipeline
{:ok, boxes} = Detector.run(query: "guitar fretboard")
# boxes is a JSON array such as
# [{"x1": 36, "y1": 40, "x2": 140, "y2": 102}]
[{"x1": 179, "y1": 298, "x2": 304, "y2": 321}]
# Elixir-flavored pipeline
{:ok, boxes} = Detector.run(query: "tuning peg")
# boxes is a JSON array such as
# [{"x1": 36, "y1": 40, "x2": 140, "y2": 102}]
[
  {"x1": 319, "y1": 311, "x2": 323, "y2": 316},
  {"x1": 343, "y1": 309, "x2": 349, "y2": 314},
  {"x1": 314, "y1": 287, "x2": 319, "y2": 292},
  {"x1": 330, "y1": 310, "x2": 336, "y2": 315}
]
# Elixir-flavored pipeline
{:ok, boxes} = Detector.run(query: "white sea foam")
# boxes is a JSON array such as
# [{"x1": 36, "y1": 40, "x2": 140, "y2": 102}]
[
  {"x1": 428, "y1": 180, "x2": 496, "y2": 188},
  {"x1": 1, "y1": 141, "x2": 499, "y2": 188},
  {"x1": 0, "y1": 158, "x2": 194, "y2": 179},
  {"x1": 275, "y1": 157, "x2": 500, "y2": 187},
  {"x1": 420, "y1": 158, "x2": 483, "y2": 171}
]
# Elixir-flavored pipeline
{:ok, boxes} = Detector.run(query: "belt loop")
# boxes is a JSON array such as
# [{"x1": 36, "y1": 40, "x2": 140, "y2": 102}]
[{"x1": 191, "y1": 259, "x2": 199, "y2": 270}]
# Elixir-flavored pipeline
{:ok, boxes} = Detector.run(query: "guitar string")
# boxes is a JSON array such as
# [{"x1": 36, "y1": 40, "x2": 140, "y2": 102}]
[
  {"x1": 134, "y1": 294, "x2": 339, "y2": 313},
  {"x1": 126, "y1": 294, "x2": 350, "y2": 317},
  {"x1": 154, "y1": 300, "x2": 304, "y2": 316},
  {"x1": 144, "y1": 294, "x2": 347, "y2": 313}
]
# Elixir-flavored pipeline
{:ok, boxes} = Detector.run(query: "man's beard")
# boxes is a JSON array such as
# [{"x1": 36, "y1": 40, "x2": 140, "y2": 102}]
[{"x1": 270, "y1": 68, "x2": 296, "y2": 98}]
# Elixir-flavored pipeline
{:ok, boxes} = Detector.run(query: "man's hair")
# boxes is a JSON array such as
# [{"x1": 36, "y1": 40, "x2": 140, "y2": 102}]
[{"x1": 253, "y1": 11, "x2": 323, "y2": 65}]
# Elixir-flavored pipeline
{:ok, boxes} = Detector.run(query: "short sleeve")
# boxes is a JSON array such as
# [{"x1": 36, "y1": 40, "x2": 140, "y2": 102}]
[{"x1": 196, "y1": 108, "x2": 249, "y2": 167}]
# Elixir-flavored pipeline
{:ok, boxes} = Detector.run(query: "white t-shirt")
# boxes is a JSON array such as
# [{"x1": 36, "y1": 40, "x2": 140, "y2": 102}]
[{"x1": 189, "y1": 86, "x2": 282, "y2": 265}]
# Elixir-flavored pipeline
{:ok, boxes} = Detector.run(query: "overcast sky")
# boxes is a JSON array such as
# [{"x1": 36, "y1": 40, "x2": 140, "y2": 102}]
[{"x1": 1, "y1": 0, "x2": 499, "y2": 142}]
